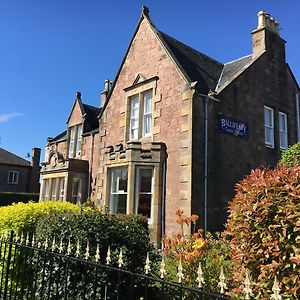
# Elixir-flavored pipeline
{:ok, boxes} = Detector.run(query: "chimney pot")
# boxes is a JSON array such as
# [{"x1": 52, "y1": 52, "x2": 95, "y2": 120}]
[
  {"x1": 269, "y1": 17, "x2": 275, "y2": 32},
  {"x1": 274, "y1": 20, "x2": 280, "y2": 35},
  {"x1": 265, "y1": 13, "x2": 271, "y2": 29},
  {"x1": 76, "y1": 92, "x2": 81, "y2": 100},
  {"x1": 257, "y1": 11, "x2": 266, "y2": 28}
]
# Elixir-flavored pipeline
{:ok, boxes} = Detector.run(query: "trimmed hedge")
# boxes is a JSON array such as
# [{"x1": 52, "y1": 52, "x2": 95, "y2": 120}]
[
  {"x1": 0, "y1": 201, "x2": 81, "y2": 233},
  {"x1": 35, "y1": 211, "x2": 157, "y2": 273},
  {"x1": 0, "y1": 192, "x2": 39, "y2": 206}
]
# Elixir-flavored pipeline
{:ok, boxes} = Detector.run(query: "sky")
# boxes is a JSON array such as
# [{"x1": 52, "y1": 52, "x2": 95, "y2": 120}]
[{"x1": 0, "y1": 0, "x2": 299, "y2": 162}]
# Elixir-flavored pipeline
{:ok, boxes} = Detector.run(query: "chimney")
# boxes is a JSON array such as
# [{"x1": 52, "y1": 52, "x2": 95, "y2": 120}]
[
  {"x1": 30, "y1": 148, "x2": 41, "y2": 193},
  {"x1": 101, "y1": 79, "x2": 112, "y2": 107},
  {"x1": 252, "y1": 11, "x2": 286, "y2": 61}
]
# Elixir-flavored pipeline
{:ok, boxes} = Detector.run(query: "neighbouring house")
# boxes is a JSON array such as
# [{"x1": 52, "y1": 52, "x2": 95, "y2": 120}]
[
  {"x1": 0, "y1": 147, "x2": 41, "y2": 193},
  {"x1": 40, "y1": 8, "x2": 299, "y2": 243}
]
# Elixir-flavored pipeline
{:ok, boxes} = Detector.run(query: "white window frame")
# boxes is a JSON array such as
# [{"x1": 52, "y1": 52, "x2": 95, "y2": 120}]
[
  {"x1": 7, "y1": 171, "x2": 19, "y2": 184},
  {"x1": 279, "y1": 112, "x2": 288, "y2": 150},
  {"x1": 59, "y1": 178, "x2": 65, "y2": 201},
  {"x1": 68, "y1": 124, "x2": 83, "y2": 158},
  {"x1": 129, "y1": 89, "x2": 152, "y2": 140},
  {"x1": 264, "y1": 106, "x2": 274, "y2": 148},
  {"x1": 135, "y1": 167, "x2": 153, "y2": 223},
  {"x1": 129, "y1": 96, "x2": 139, "y2": 140},
  {"x1": 109, "y1": 168, "x2": 128, "y2": 214},
  {"x1": 44, "y1": 179, "x2": 50, "y2": 200},
  {"x1": 142, "y1": 90, "x2": 152, "y2": 137},
  {"x1": 76, "y1": 124, "x2": 83, "y2": 157}
]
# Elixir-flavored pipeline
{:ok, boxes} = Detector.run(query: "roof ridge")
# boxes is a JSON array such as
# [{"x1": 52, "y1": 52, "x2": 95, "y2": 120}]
[
  {"x1": 82, "y1": 102, "x2": 100, "y2": 110},
  {"x1": 224, "y1": 54, "x2": 252, "y2": 65},
  {"x1": 158, "y1": 30, "x2": 223, "y2": 67}
]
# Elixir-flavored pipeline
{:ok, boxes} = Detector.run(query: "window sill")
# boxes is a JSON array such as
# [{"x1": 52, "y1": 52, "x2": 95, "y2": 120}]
[{"x1": 265, "y1": 144, "x2": 275, "y2": 149}]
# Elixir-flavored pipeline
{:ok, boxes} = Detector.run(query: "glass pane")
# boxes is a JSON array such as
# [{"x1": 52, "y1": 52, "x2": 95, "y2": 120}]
[
  {"x1": 139, "y1": 169, "x2": 152, "y2": 192},
  {"x1": 143, "y1": 115, "x2": 152, "y2": 136},
  {"x1": 52, "y1": 179, "x2": 56, "y2": 199},
  {"x1": 8, "y1": 172, "x2": 13, "y2": 183},
  {"x1": 110, "y1": 194, "x2": 127, "y2": 214},
  {"x1": 131, "y1": 128, "x2": 138, "y2": 140},
  {"x1": 130, "y1": 96, "x2": 139, "y2": 111},
  {"x1": 119, "y1": 169, "x2": 128, "y2": 192},
  {"x1": 280, "y1": 132, "x2": 288, "y2": 148},
  {"x1": 143, "y1": 90, "x2": 152, "y2": 113},
  {"x1": 111, "y1": 168, "x2": 128, "y2": 193},
  {"x1": 264, "y1": 108, "x2": 272, "y2": 126},
  {"x1": 138, "y1": 194, "x2": 151, "y2": 218},
  {"x1": 279, "y1": 113, "x2": 287, "y2": 131},
  {"x1": 265, "y1": 127, "x2": 273, "y2": 145}
]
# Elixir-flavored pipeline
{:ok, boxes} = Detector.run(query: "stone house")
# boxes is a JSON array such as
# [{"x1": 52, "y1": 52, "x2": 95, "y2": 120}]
[
  {"x1": 40, "y1": 8, "x2": 299, "y2": 243},
  {"x1": 0, "y1": 147, "x2": 41, "y2": 193}
]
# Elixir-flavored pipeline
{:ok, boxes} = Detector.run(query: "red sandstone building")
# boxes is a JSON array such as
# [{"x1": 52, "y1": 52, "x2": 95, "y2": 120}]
[{"x1": 40, "y1": 9, "x2": 299, "y2": 243}]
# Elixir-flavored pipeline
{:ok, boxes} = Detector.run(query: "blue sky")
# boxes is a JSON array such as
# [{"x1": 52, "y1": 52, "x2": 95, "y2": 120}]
[{"x1": 0, "y1": 0, "x2": 299, "y2": 161}]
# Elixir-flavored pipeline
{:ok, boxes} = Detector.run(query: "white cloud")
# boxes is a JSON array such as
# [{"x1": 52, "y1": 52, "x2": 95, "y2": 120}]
[{"x1": 0, "y1": 113, "x2": 23, "y2": 122}]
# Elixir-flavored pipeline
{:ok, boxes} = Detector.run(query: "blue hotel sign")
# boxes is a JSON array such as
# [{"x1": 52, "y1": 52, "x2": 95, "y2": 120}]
[{"x1": 218, "y1": 115, "x2": 248, "y2": 139}]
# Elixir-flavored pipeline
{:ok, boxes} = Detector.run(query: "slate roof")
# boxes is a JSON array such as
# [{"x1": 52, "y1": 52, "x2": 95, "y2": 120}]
[
  {"x1": 158, "y1": 31, "x2": 224, "y2": 94},
  {"x1": 50, "y1": 102, "x2": 100, "y2": 143},
  {"x1": 82, "y1": 103, "x2": 100, "y2": 133},
  {"x1": 216, "y1": 55, "x2": 253, "y2": 92},
  {"x1": 51, "y1": 130, "x2": 67, "y2": 142},
  {"x1": 0, "y1": 148, "x2": 31, "y2": 166}
]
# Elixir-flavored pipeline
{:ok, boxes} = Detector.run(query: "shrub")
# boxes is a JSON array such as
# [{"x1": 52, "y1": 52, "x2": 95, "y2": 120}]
[
  {"x1": 279, "y1": 142, "x2": 300, "y2": 166},
  {"x1": 32, "y1": 210, "x2": 159, "y2": 299},
  {"x1": 34, "y1": 210, "x2": 157, "y2": 273},
  {"x1": 0, "y1": 192, "x2": 39, "y2": 206},
  {"x1": 225, "y1": 165, "x2": 300, "y2": 299},
  {"x1": 0, "y1": 201, "x2": 80, "y2": 233},
  {"x1": 163, "y1": 209, "x2": 232, "y2": 295}
]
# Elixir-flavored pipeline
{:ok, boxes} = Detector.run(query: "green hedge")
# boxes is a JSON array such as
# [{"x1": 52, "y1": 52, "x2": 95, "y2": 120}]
[
  {"x1": 0, "y1": 201, "x2": 81, "y2": 233},
  {"x1": 0, "y1": 192, "x2": 39, "y2": 206},
  {"x1": 35, "y1": 211, "x2": 157, "y2": 273}
]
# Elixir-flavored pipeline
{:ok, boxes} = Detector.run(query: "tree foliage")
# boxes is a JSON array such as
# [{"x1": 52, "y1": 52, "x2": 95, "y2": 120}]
[
  {"x1": 225, "y1": 165, "x2": 300, "y2": 299},
  {"x1": 280, "y1": 142, "x2": 300, "y2": 166}
]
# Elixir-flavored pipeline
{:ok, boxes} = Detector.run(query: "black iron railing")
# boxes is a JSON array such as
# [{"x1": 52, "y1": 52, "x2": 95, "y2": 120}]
[{"x1": 0, "y1": 232, "x2": 231, "y2": 299}]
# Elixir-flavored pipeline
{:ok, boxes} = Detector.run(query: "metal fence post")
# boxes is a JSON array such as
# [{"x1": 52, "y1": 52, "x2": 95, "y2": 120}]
[{"x1": 3, "y1": 231, "x2": 14, "y2": 300}]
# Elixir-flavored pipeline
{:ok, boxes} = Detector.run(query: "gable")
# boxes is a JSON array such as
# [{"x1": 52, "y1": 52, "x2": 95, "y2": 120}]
[{"x1": 67, "y1": 99, "x2": 84, "y2": 127}]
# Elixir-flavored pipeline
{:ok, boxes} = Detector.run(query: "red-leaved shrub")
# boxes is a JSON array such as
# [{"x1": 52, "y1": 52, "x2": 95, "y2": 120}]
[{"x1": 225, "y1": 165, "x2": 300, "y2": 299}]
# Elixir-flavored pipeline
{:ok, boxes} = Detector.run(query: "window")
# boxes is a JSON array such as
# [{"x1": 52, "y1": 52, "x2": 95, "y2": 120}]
[
  {"x1": 72, "y1": 178, "x2": 82, "y2": 204},
  {"x1": 264, "y1": 106, "x2": 274, "y2": 148},
  {"x1": 8, "y1": 171, "x2": 19, "y2": 184},
  {"x1": 279, "y1": 112, "x2": 288, "y2": 149},
  {"x1": 51, "y1": 178, "x2": 57, "y2": 200},
  {"x1": 59, "y1": 178, "x2": 65, "y2": 201},
  {"x1": 44, "y1": 179, "x2": 50, "y2": 200},
  {"x1": 135, "y1": 168, "x2": 153, "y2": 220},
  {"x1": 110, "y1": 168, "x2": 128, "y2": 214},
  {"x1": 129, "y1": 89, "x2": 152, "y2": 140},
  {"x1": 68, "y1": 124, "x2": 83, "y2": 158}
]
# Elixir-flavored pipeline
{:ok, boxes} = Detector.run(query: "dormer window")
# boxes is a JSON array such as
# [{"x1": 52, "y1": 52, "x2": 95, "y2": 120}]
[
  {"x1": 68, "y1": 124, "x2": 83, "y2": 158},
  {"x1": 129, "y1": 89, "x2": 152, "y2": 140}
]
